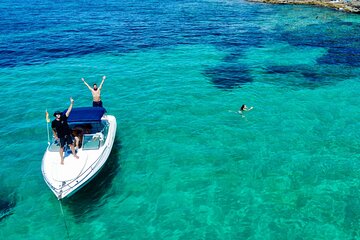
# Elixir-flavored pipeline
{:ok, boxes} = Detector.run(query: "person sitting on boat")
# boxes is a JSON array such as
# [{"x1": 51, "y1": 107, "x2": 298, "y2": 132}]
[
  {"x1": 72, "y1": 128, "x2": 83, "y2": 150},
  {"x1": 238, "y1": 104, "x2": 253, "y2": 115},
  {"x1": 52, "y1": 97, "x2": 79, "y2": 165},
  {"x1": 81, "y1": 76, "x2": 106, "y2": 107}
]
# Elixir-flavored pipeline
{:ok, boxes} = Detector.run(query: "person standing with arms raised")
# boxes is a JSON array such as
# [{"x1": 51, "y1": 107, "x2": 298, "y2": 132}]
[
  {"x1": 52, "y1": 97, "x2": 79, "y2": 165},
  {"x1": 82, "y1": 76, "x2": 106, "y2": 107}
]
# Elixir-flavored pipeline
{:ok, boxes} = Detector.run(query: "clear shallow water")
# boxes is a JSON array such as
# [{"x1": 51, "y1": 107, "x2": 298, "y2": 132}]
[{"x1": 0, "y1": 0, "x2": 360, "y2": 239}]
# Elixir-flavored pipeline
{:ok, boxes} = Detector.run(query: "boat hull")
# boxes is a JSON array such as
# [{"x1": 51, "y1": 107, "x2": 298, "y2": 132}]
[{"x1": 41, "y1": 114, "x2": 117, "y2": 199}]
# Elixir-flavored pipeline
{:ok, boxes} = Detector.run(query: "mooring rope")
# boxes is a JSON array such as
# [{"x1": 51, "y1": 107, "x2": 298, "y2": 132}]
[{"x1": 58, "y1": 200, "x2": 71, "y2": 240}]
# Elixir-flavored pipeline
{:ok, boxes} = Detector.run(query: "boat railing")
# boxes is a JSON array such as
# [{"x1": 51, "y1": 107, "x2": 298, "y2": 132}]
[
  {"x1": 59, "y1": 145, "x2": 110, "y2": 194},
  {"x1": 59, "y1": 124, "x2": 113, "y2": 193}
]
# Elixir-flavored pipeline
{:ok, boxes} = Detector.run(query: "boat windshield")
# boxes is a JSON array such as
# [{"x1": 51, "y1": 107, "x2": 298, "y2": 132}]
[
  {"x1": 81, "y1": 121, "x2": 109, "y2": 150},
  {"x1": 48, "y1": 120, "x2": 109, "y2": 152}
]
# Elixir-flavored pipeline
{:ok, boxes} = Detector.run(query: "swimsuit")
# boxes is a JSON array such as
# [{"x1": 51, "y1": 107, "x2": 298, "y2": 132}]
[{"x1": 93, "y1": 101, "x2": 103, "y2": 107}]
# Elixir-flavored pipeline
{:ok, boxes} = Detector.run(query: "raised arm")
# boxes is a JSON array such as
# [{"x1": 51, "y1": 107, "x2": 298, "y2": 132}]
[
  {"x1": 82, "y1": 78, "x2": 93, "y2": 91},
  {"x1": 243, "y1": 107, "x2": 253, "y2": 112},
  {"x1": 98, "y1": 76, "x2": 106, "y2": 90},
  {"x1": 65, "y1": 97, "x2": 74, "y2": 117}
]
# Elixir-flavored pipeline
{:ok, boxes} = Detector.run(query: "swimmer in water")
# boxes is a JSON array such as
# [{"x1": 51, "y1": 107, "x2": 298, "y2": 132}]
[{"x1": 238, "y1": 104, "x2": 253, "y2": 116}]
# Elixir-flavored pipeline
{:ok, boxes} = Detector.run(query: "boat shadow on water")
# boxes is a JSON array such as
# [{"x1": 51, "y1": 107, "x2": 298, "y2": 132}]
[{"x1": 63, "y1": 138, "x2": 122, "y2": 220}]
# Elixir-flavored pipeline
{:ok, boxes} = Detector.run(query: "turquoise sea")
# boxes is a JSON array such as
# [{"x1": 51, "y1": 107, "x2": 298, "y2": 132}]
[{"x1": 0, "y1": 0, "x2": 359, "y2": 239}]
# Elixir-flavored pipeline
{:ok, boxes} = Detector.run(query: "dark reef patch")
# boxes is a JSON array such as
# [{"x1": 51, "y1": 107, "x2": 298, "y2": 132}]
[
  {"x1": 266, "y1": 65, "x2": 323, "y2": 83},
  {"x1": 280, "y1": 20, "x2": 360, "y2": 67},
  {"x1": 0, "y1": 197, "x2": 16, "y2": 221},
  {"x1": 265, "y1": 63, "x2": 358, "y2": 88},
  {"x1": 318, "y1": 46, "x2": 360, "y2": 66},
  {"x1": 204, "y1": 64, "x2": 252, "y2": 90}
]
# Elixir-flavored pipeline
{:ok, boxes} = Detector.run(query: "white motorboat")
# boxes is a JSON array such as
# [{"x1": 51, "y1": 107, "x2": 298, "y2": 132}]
[{"x1": 41, "y1": 107, "x2": 116, "y2": 200}]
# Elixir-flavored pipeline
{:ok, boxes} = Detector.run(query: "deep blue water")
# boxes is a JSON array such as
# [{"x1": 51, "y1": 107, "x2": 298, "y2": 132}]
[{"x1": 2, "y1": 0, "x2": 360, "y2": 89}]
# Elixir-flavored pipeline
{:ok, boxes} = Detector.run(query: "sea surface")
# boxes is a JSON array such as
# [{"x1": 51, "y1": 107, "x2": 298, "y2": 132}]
[{"x1": 0, "y1": 0, "x2": 359, "y2": 239}]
